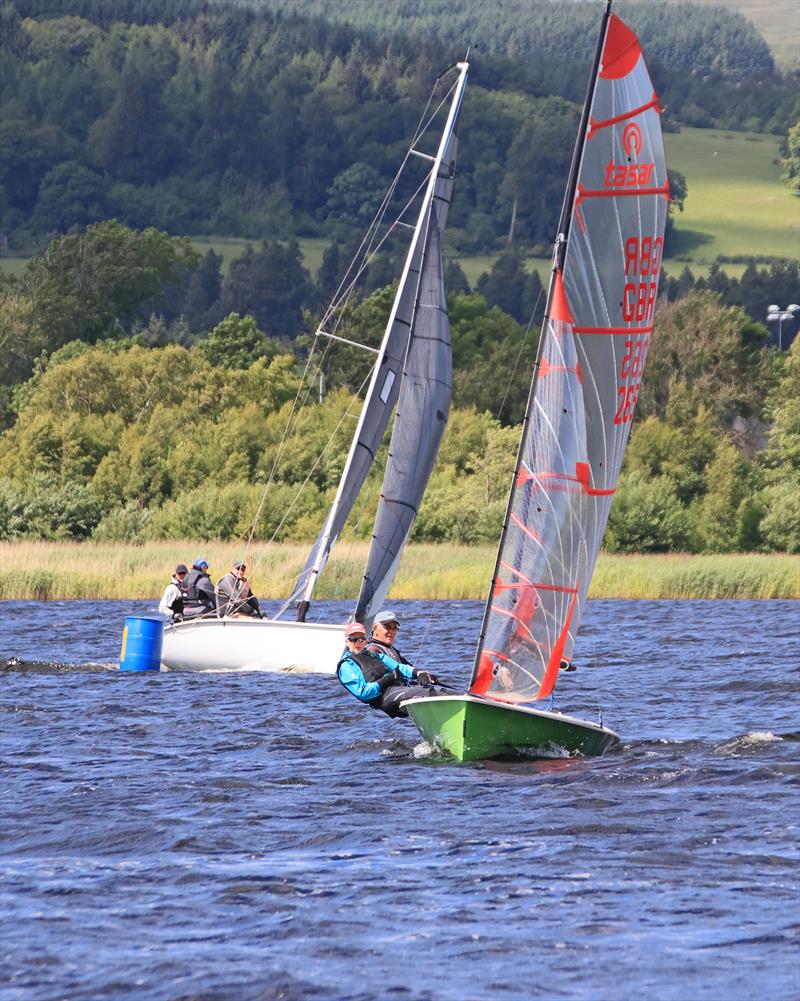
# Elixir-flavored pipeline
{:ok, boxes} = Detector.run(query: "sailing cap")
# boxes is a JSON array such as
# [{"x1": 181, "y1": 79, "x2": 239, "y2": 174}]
[
  {"x1": 175, "y1": 564, "x2": 188, "y2": 574},
  {"x1": 374, "y1": 610, "x2": 400, "y2": 627},
  {"x1": 194, "y1": 557, "x2": 208, "y2": 569},
  {"x1": 345, "y1": 622, "x2": 367, "y2": 639}
]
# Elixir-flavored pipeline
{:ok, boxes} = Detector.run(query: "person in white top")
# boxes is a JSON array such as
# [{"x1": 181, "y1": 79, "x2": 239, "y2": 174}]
[{"x1": 159, "y1": 564, "x2": 188, "y2": 620}]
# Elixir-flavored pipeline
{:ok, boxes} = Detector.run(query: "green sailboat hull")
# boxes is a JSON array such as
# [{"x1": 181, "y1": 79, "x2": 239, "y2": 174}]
[{"x1": 406, "y1": 695, "x2": 619, "y2": 762}]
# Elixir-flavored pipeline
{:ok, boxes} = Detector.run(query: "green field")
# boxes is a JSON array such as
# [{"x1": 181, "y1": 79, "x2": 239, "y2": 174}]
[{"x1": 664, "y1": 127, "x2": 799, "y2": 264}]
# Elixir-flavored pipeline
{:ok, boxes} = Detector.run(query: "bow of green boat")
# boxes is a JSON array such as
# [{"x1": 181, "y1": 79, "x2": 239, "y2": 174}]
[{"x1": 405, "y1": 694, "x2": 619, "y2": 762}]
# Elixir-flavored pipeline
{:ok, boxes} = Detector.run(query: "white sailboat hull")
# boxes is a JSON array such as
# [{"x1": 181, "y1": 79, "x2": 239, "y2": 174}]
[{"x1": 160, "y1": 617, "x2": 345, "y2": 674}]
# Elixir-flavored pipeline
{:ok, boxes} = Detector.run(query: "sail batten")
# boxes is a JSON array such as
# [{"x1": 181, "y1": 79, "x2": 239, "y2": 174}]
[{"x1": 470, "y1": 11, "x2": 667, "y2": 704}]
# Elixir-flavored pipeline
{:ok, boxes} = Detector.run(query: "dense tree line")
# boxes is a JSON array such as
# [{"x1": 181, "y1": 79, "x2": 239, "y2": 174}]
[
  {"x1": 1, "y1": 1, "x2": 795, "y2": 254},
  {"x1": 3, "y1": 217, "x2": 796, "y2": 428},
  {"x1": 1, "y1": 2, "x2": 797, "y2": 553},
  {"x1": 0, "y1": 266, "x2": 797, "y2": 552}
]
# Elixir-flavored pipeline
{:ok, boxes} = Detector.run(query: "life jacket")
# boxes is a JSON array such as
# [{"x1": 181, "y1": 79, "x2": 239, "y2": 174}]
[
  {"x1": 366, "y1": 639, "x2": 410, "y2": 665},
  {"x1": 337, "y1": 648, "x2": 396, "y2": 708},
  {"x1": 185, "y1": 569, "x2": 214, "y2": 607},
  {"x1": 168, "y1": 578, "x2": 186, "y2": 613}
]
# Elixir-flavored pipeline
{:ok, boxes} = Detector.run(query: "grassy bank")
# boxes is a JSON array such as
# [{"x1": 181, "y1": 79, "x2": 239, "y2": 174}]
[{"x1": 0, "y1": 542, "x2": 796, "y2": 601}]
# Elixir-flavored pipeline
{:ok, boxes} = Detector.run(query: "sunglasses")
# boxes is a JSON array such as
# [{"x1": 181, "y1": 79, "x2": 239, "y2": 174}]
[{"x1": 348, "y1": 636, "x2": 367, "y2": 643}]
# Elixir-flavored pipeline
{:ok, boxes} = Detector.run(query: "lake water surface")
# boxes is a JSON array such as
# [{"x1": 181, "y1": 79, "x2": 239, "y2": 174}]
[{"x1": 1, "y1": 598, "x2": 798, "y2": 1001}]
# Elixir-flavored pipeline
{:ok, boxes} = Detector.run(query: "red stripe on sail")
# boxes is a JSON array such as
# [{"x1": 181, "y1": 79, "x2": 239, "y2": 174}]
[
  {"x1": 471, "y1": 651, "x2": 495, "y2": 695},
  {"x1": 587, "y1": 93, "x2": 661, "y2": 140},
  {"x1": 600, "y1": 14, "x2": 641, "y2": 80},
  {"x1": 539, "y1": 358, "x2": 581, "y2": 381},
  {"x1": 574, "y1": 324, "x2": 654, "y2": 337},
  {"x1": 499, "y1": 560, "x2": 534, "y2": 585},
  {"x1": 549, "y1": 270, "x2": 573, "y2": 323},
  {"x1": 494, "y1": 574, "x2": 577, "y2": 598},
  {"x1": 575, "y1": 461, "x2": 615, "y2": 496},
  {"x1": 490, "y1": 603, "x2": 536, "y2": 642},
  {"x1": 535, "y1": 464, "x2": 615, "y2": 496},
  {"x1": 576, "y1": 181, "x2": 670, "y2": 212},
  {"x1": 529, "y1": 582, "x2": 579, "y2": 595},
  {"x1": 510, "y1": 512, "x2": 543, "y2": 543},
  {"x1": 516, "y1": 464, "x2": 535, "y2": 487},
  {"x1": 537, "y1": 590, "x2": 578, "y2": 699}
]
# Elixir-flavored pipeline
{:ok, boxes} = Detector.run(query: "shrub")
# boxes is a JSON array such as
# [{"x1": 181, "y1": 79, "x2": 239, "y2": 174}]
[{"x1": 605, "y1": 474, "x2": 692, "y2": 553}]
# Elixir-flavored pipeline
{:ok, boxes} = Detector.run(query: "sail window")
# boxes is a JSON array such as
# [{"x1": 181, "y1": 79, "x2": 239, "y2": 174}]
[{"x1": 379, "y1": 371, "x2": 396, "y2": 404}]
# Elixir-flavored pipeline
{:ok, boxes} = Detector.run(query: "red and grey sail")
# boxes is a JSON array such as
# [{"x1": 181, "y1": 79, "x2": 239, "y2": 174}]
[{"x1": 470, "y1": 9, "x2": 668, "y2": 703}]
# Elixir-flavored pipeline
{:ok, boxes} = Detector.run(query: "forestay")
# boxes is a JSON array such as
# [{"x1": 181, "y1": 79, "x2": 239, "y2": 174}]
[
  {"x1": 292, "y1": 64, "x2": 468, "y2": 612},
  {"x1": 470, "y1": 13, "x2": 668, "y2": 704}
]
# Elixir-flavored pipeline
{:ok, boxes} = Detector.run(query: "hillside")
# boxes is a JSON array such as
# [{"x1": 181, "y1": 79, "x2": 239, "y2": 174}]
[{"x1": 690, "y1": 0, "x2": 800, "y2": 70}]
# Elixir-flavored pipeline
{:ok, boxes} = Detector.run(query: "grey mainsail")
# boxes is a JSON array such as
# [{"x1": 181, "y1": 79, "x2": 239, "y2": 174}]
[
  {"x1": 355, "y1": 165, "x2": 455, "y2": 622},
  {"x1": 291, "y1": 62, "x2": 468, "y2": 615}
]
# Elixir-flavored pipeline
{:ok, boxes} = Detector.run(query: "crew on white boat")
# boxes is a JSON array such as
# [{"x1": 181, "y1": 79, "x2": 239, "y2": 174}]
[
  {"x1": 337, "y1": 621, "x2": 440, "y2": 719},
  {"x1": 183, "y1": 557, "x2": 216, "y2": 618},
  {"x1": 216, "y1": 561, "x2": 263, "y2": 618},
  {"x1": 158, "y1": 564, "x2": 188, "y2": 620}
]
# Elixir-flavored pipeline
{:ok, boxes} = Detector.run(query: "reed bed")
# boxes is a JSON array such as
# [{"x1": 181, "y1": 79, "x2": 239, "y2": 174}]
[{"x1": 0, "y1": 542, "x2": 797, "y2": 601}]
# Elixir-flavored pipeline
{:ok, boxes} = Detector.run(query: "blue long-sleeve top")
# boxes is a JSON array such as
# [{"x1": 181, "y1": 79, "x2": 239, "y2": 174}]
[{"x1": 336, "y1": 647, "x2": 415, "y2": 703}]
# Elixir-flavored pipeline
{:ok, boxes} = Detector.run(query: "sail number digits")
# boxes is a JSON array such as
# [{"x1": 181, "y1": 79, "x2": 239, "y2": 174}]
[
  {"x1": 614, "y1": 334, "x2": 650, "y2": 424},
  {"x1": 622, "y1": 235, "x2": 662, "y2": 323}
]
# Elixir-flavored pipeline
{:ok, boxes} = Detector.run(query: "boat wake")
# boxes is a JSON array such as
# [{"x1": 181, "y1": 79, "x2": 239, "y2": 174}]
[
  {"x1": 2, "y1": 657, "x2": 113, "y2": 674},
  {"x1": 715, "y1": 731, "x2": 784, "y2": 755}
]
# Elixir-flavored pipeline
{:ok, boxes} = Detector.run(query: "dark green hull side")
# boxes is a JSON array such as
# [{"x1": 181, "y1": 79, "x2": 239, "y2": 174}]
[{"x1": 406, "y1": 695, "x2": 619, "y2": 762}]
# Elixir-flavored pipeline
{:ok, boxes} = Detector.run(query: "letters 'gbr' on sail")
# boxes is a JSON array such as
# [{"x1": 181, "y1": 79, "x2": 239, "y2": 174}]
[{"x1": 471, "y1": 14, "x2": 669, "y2": 705}]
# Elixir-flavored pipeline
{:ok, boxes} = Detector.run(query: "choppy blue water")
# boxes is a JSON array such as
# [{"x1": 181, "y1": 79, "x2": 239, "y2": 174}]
[{"x1": 1, "y1": 598, "x2": 798, "y2": 1001}]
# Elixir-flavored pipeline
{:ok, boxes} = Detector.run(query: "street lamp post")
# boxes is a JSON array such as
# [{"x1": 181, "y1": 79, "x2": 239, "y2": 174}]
[{"x1": 766, "y1": 304, "x2": 800, "y2": 350}]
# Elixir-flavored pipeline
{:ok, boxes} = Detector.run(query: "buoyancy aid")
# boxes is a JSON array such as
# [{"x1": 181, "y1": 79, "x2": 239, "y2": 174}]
[
  {"x1": 339, "y1": 648, "x2": 390, "y2": 684},
  {"x1": 185, "y1": 569, "x2": 214, "y2": 609},
  {"x1": 336, "y1": 647, "x2": 401, "y2": 707},
  {"x1": 366, "y1": 638, "x2": 411, "y2": 665}
]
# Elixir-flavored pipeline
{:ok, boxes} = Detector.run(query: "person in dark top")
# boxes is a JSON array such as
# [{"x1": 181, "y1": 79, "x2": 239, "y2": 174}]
[
  {"x1": 183, "y1": 557, "x2": 216, "y2": 617},
  {"x1": 366, "y1": 609, "x2": 419, "y2": 669},
  {"x1": 159, "y1": 564, "x2": 188, "y2": 620},
  {"x1": 337, "y1": 622, "x2": 440, "y2": 719},
  {"x1": 216, "y1": 561, "x2": 262, "y2": 618}
]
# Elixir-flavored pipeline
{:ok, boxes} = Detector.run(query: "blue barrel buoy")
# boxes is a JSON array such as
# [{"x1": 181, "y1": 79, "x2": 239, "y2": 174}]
[{"x1": 119, "y1": 616, "x2": 163, "y2": 672}]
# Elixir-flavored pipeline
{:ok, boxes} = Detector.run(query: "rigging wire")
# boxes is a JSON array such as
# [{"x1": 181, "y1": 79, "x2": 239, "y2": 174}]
[{"x1": 236, "y1": 69, "x2": 462, "y2": 598}]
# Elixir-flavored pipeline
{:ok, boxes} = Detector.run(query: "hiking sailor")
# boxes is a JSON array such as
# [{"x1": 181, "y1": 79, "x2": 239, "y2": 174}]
[
  {"x1": 183, "y1": 557, "x2": 216, "y2": 618},
  {"x1": 366, "y1": 609, "x2": 416, "y2": 666},
  {"x1": 336, "y1": 622, "x2": 440, "y2": 719},
  {"x1": 159, "y1": 564, "x2": 188, "y2": 620},
  {"x1": 216, "y1": 561, "x2": 262, "y2": 618}
]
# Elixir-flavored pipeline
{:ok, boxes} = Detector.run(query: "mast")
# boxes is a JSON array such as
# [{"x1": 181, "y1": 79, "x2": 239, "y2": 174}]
[
  {"x1": 468, "y1": 5, "x2": 613, "y2": 686},
  {"x1": 294, "y1": 61, "x2": 469, "y2": 621}
]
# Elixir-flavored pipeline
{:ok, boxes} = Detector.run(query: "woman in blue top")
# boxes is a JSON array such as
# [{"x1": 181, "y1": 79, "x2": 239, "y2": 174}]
[{"x1": 336, "y1": 622, "x2": 440, "y2": 719}]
